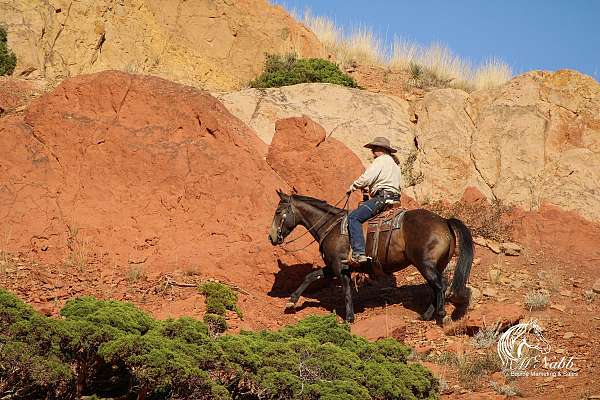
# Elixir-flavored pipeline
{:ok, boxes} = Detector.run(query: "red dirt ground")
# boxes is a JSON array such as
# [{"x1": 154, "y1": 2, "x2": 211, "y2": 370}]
[{"x1": 1, "y1": 72, "x2": 599, "y2": 399}]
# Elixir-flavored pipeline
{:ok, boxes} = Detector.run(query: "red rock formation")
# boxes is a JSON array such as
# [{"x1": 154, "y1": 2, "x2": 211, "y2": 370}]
[
  {"x1": 0, "y1": 71, "x2": 291, "y2": 280},
  {"x1": 267, "y1": 116, "x2": 364, "y2": 206}
]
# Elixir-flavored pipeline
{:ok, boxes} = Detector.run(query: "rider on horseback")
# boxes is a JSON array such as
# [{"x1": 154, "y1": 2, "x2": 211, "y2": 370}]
[{"x1": 345, "y1": 137, "x2": 401, "y2": 265}]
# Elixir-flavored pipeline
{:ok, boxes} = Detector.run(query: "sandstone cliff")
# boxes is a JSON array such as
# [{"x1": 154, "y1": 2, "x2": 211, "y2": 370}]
[
  {"x1": 220, "y1": 70, "x2": 600, "y2": 223},
  {"x1": 0, "y1": 0, "x2": 324, "y2": 90}
]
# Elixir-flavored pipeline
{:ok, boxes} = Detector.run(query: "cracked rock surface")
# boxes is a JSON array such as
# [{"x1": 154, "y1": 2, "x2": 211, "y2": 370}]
[
  {"x1": 0, "y1": 71, "x2": 302, "y2": 280},
  {"x1": 0, "y1": 0, "x2": 324, "y2": 90},
  {"x1": 221, "y1": 71, "x2": 600, "y2": 222}
]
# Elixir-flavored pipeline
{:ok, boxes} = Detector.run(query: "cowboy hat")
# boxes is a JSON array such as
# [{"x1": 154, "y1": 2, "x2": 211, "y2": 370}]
[{"x1": 363, "y1": 136, "x2": 397, "y2": 153}]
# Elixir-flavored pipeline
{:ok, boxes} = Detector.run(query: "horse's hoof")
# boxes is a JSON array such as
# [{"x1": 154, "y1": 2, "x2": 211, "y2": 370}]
[
  {"x1": 435, "y1": 314, "x2": 447, "y2": 326},
  {"x1": 420, "y1": 305, "x2": 435, "y2": 321},
  {"x1": 284, "y1": 301, "x2": 297, "y2": 312}
]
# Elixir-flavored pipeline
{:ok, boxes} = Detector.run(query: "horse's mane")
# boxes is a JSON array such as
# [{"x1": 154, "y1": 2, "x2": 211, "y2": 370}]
[{"x1": 288, "y1": 194, "x2": 343, "y2": 214}]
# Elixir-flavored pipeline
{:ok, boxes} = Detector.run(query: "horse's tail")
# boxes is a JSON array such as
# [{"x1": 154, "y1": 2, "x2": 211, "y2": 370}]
[{"x1": 447, "y1": 218, "x2": 474, "y2": 304}]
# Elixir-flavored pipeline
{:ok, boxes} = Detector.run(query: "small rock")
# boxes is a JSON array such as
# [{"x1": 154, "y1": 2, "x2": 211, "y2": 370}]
[
  {"x1": 425, "y1": 329, "x2": 443, "y2": 341},
  {"x1": 473, "y1": 236, "x2": 487, "y2": 247},
  {"x1": 486, "y1": 239, "x2": 502, "y2": 254},
  {"x1": 468, "y1": 285, "x2": 482, "y2": 304},
  {"x1": 488, "y1": 269, "x2": 501, "y2": 283},
  {"x1": 473, "y1": 257, "x2": 481, "y2": 266},
  {"x1": 563, "y1": 332, "x2": 575, "y2": 339},
  {"x1": 593, "y1": 278, "x2": 600, "y2": 294},
  {"x1": 501, "y1": 241, "x2": 522, "y2": 256},
  {"x1": 550, "y1": 304, "x2": 566, "y2": 312},
  {"x1": 483, "y1": 287, "x2": 497, "y2": 297}
]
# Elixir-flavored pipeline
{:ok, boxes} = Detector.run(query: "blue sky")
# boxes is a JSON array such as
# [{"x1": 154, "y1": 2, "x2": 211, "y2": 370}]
[{"x1": 272, "y1": 0, "x2": 600, "y2": 79}]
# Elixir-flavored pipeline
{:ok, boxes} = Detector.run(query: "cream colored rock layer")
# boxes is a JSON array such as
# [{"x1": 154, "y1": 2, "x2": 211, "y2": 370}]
[
  {"x1": 1, "y1": 0, "x2": 324, "y2": 90},
  {"x1": 221, "y1": 70, "x2": 600, "y2": 221}
]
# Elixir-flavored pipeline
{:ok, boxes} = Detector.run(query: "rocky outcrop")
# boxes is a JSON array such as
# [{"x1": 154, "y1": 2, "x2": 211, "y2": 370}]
[
  {"x1": 412, "y1": 70, "x2": 600, "y2": 221},
  {"x1": 0, "y1": 0, "x2": 324, "y2": 90},
  {"x1": 221, "y1": 70, "x2": 600, "y2": 222},
  {"x1": 0, "y1": 71, "x2": 296, "y2": 281},
  {"x1": 266, "y1": 116, "x2": 363, "y2": 204},
  {"x1": 218, "y1": 83, "x2": 417, "y2": 167}
]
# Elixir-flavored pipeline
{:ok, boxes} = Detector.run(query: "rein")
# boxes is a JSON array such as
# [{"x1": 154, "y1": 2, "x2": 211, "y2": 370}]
[{"x1": 280, "y1": 194, "x2": 350, "y2": 253}]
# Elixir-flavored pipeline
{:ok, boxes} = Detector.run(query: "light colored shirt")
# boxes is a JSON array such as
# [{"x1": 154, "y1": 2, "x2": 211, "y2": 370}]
[{"x1": 350, "y1": 154, "x2": 401, "y2": 196}]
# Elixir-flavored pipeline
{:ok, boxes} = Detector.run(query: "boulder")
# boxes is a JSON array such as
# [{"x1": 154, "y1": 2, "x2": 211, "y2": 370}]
[
  {"x1": 462, "y1": 303, "x2": 524, "y2": 335},
  {"x1": 219, "y1": 83, "x2": 417, "y2": 166},
  {"x1": 267, "y1": 116, "x2": 364, "y2": 204},
  {"x1": 351, "y1": 313, "x2": 407, "y2": 341},
  {"x1": 0, "y1": 71, "x2": 291, "y2": 281}
]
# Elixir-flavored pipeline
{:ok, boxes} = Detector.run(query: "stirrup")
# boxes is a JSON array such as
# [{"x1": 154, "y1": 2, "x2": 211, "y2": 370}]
[{"x1": 344, "y1": 254, "x2": 371, "y2": 266}]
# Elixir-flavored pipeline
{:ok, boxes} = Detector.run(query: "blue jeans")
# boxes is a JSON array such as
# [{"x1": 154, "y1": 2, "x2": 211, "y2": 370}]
[{"x1": 348, "y1": 196, "x2": 386, "y2": 256}]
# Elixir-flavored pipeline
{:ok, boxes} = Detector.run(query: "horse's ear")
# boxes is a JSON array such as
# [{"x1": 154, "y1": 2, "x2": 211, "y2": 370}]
[{"x1": 276, "y1": 189, "x2": 288, "y2": 200}]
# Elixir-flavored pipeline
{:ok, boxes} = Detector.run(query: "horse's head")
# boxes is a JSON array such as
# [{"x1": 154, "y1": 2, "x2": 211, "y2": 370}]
[{"x1": 269, "y1": 190, "x2": 299, "y2": 245}]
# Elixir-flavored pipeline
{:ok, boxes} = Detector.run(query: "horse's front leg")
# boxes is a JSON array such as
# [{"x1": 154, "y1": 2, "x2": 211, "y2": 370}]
[
  {"x1": 285, "y1": 268, "x2": 326, "y2": 312},
  {"x1": 340, "y1": 265, "x2": 355, "y2": 323}
]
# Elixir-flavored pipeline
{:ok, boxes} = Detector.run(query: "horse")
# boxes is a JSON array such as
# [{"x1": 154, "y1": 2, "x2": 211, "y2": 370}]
[{"x1": 268, "y1": 190, "x2": 474, "y2": 324}]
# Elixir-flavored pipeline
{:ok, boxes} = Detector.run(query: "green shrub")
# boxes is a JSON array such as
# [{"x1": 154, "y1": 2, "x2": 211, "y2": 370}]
[
  {"x1": 250, "y1": 53, "x2": 358, "y2": 88},
  {"x1": 98, "y1": 330, "x2": 215, "y2": 398},
  {"x1": 60, "y1": 296, "x2": 156, "y2": 334},
  {"x1": 0, "y1": 289, "x2": 74, "y2": 399},
  {"x1": 204, "y1": 312, "x2": 228, "y2": 335},
  {"x1": 0, "y1": 289, "x2": 439, "y2": 399},
  {"x1": 218, "y1": 314, "x2": 438, "y2": 399},
  {"x1": 198, "y1": 281, "x2": 242, "y2": 318},
  {"x1": 0, "y1": 25, "x2": 17, "y2": 76}
]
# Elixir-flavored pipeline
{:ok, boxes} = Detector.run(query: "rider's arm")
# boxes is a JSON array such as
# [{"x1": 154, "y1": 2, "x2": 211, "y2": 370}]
[{"x1": 349, "y1": 158, "x2": 383, "y2": 192}]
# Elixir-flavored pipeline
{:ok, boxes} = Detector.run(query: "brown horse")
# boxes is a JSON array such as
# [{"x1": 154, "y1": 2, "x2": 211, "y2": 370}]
[{"x1": 268, "y1": 191, "x2": 473, "y2": 324}]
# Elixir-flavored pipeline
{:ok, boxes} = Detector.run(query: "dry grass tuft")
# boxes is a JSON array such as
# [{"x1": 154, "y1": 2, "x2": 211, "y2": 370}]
[
  {"x1": 297, "y1": 8, "x2": 512, "y2": 90},
  {"x1": 471, "y1": 323, "x2": 502, "y2": 349},
  {"x1": 583, "y1": 290, "x2": 596, "y2": 304},
  {"x1": 65, "y1": 225, "x2": 90, "y2": 272},
  {"x1": 474, "y1": 58, "x2": 513, "y2": 90},
  {"x1": 524, "y1": 290, "x2": 550, "y2": 311},
  {"x1": 490, "y1": 381, "x2": 521, "y2": 397}
]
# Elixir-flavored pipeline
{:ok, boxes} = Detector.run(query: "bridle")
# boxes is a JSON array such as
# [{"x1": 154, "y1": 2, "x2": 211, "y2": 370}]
[{"x1": 276, "y1": 194, "x2": 350, "y2": 252}]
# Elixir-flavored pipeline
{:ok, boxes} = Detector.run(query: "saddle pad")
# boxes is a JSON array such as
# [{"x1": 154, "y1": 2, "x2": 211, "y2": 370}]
[
  {"x1": 365, "y1": 209, "x2": 406, "y2": 263},
  {"x1": 367, "y1": 208, "x2": 406, "y2": 232},
  {"x1": 340, "y1": 214, "x2": 349, "y2": 235}
]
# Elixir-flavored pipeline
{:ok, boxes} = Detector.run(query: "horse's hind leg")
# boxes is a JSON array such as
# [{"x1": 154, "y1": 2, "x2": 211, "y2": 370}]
[
  {"x1": 340, "y1": 264, "x2": 355, "y2": 323},
  {"x1": 285, "y1": 268, "x2": 327, "y2": 311},
  {"x1": 415, "y1": 260, "x2": 446, "y2": 324}
]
